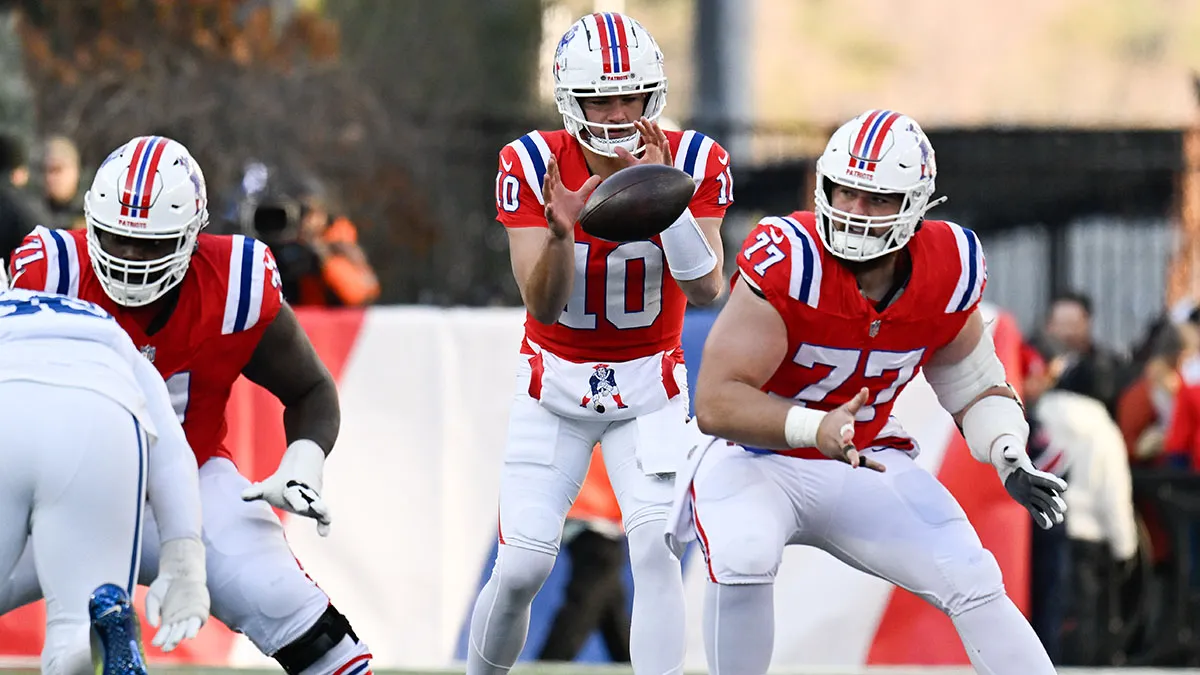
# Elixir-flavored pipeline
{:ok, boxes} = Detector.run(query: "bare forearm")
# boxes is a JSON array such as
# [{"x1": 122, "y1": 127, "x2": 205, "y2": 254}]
[
  {"x1": 242, "y1": 305, "x2": 340, "y2": 456},
  {"x1": 283, "y1": 380, "x2": 340, "y2": 455},
  {"x1": 677, "y1": 265, "x2": 724, "y2": 306},
  {"x1": 696, "y1": 380, "x2": 797, "y2": 449},
  {"x1": 523, "y1": 233, "x2": 575, "y2": 324}
]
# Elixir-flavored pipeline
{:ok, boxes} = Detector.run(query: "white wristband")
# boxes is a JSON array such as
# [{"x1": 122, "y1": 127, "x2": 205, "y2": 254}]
[
  {"x1": 784, "y1": 406, "x2": 826, "y2": 448},
  {"x1": 660, "y1": 207, "x2": 718, "y2": 281}
]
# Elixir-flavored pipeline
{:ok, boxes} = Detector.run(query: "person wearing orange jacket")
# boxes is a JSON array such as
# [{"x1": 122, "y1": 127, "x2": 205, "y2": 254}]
[
  {"x1": 240, "y1": 166, "x2": 381, "y2": 308},
  {"x1": 292, "y1": 191, "x2": 381, "y2": 307},
  {"x1": 538, "y1": 445, "x2": 631, "y2": 663}
]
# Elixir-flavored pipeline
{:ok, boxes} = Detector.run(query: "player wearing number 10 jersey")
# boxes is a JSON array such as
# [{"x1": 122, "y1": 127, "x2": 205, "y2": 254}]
[
  {"x1": 468, "y1": 12, "x2": 730, "y2": 675},
  {"x1": 6, "y1": 136, "x2": 373, "y2": 675},
  {"x1": 667, "y1": 111, "x2": 1064, "y2": 674}
]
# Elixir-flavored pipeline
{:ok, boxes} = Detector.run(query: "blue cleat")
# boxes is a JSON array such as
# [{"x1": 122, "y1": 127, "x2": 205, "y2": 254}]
[{"x1": 89, "y1": 583, "x2": 147, "y2": 675}]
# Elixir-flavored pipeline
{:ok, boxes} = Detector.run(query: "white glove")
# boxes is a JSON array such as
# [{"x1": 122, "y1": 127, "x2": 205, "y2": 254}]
[
  {"x1": 991, "y1": 433, "x2": 1068, "y2": 530},
  {"x1": 145, "y1": 537, "x2": 209, "y2": 652},
  {"x1": 241, "y1": 439, "x2": 332, "y2": 536}
]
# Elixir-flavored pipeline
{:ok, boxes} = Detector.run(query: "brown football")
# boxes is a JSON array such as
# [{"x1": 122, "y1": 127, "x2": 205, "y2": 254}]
[{"x1": 578, "y1": 164, "x2": 695, "y2": 242}]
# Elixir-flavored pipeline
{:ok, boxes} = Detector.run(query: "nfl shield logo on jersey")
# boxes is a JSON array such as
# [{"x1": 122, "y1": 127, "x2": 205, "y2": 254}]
[
  {"x1": 580, "y1": 364, "x2": 629, "y2": 414},
  {"x1": 139, "y1": 345, "x2": 156, "y2": 363}
]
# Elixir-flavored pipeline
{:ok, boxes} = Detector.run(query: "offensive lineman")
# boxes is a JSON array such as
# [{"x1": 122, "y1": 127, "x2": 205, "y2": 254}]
[
  {"x1": 0, "y1": 288, "x2": 208, "y2": 674},
  {"x1": 470, "y1": 12, "x2": 732, "y2": 675},
  {"x1": 4, "y1": 136, "x2": 372, "y2": 675},
  {"x1": 669, "y1": 110, "x2": 1065, "y2": 674}
]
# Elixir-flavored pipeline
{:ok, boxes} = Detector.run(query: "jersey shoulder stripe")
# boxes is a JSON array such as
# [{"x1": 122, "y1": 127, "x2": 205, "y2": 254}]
[
  {"x1": 943, "y1": 221, "x2": 986, "y2": 314},
  {"x1": 777, "y1": 216, "x2": 822, "y2": 308},
  {"x1": 674, "y1": 130, "x2": 715, "y2": 185},
  {"x1": 507, "y1": 131, "x2": 553, "y2": 206},
  {"x1": 221, "y1": 235, "x2": 270, "y2": 335},
  {"x1": 38, "y1": 226, "x2": 81, "y2": 297}
]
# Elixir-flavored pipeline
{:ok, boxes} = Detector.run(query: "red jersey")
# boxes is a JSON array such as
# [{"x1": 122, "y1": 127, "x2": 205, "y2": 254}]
[
  {"x1": 496, "y1": 129, "x2": 733, "y2": 362},
  {"x1": 736, "y1": 212, "x2": 987, "y2": 458},
  {"x1": 9, "y1": 226, "x2": 283, "y2": 467}
]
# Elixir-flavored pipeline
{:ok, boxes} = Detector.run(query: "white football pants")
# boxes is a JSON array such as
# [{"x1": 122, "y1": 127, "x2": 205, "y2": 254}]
[{"x1": 0, "y1": 382, "x2": 148, "y2": 675}]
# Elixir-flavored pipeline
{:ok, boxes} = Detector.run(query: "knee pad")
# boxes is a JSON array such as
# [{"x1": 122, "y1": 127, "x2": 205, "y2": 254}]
[
  {"x1": 273, "y1": 603, "x2": 365, "y2": 675},
  {"x1": 938, "y1": 547, "x2": 1006, "y2": 617},
  {"x1": 714, "y1": 532, "x2": 785, "y2": 583},
  {"x1": 616, "y1": 472, "x2": 674, "y2": 534},
  {"x1": 493, "y1": 544, "x2": 558, "y2": 601},
  {"x1": 626, "y1": 521, "x2": 678, "y2": 568},
  {"x1": 502, "y1": 502, "x2": 567, "y2": 555},
  {"x1": 204, "y1": 503, "x2": 328, "y2": 653}
]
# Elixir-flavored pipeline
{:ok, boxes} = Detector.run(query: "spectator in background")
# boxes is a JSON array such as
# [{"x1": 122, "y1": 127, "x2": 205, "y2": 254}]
[
  {"x1": 1021, "y1": 341, "x2": 1070, "y2": 663},
  {"x1": 1118, "y1": 321, "x2": 1187, "y2": 586},
  {"x1": 538, "y1": 446, "x2": 631, "y2": 664},
  {"x1": 293, "y1": 183, "x2": 380, "y2": 306},
  {"x1": 0, "y1": 133, "x2": 51, "y2": 266},
  {"x1": 241, "y1": 164, "x2": 379, "y2": 307},
  {"x1": 40, "y1": 135, "x2": 83, "y2": 230},
  {"x1": 1044, "y1": 291, "x2": 1127, "y2": 415},
  {"x1": 1119, "y1": 321, "x2": 1187, "y2": 468},
  {"x1": 1039, "y1": 354, "x2": 1138, "y2": 665}
]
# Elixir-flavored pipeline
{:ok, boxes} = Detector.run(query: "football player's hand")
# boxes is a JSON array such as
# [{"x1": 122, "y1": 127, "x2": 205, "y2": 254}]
[
  {"x1": 991, "y1": 434, "x2": 1067, "y2": 529},
  {"x1": 241, "y1": 440, "x2": 333, "y2": 536},
  {"x1": 145, "y1": 537, "x2": 209, "y2": 653},
  {"x1": 543, "y1": 156, "x2": 601, "y2": 240},
  {"x1": 614, "y1": 118, "x2": 673, "y2": 167},
  {"x1": 816, "y1": 388, "x2": 886, "y2": 472}
]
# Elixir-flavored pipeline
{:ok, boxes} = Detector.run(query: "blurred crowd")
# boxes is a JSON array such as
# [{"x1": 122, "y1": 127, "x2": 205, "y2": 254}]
[
  {"x1": 1020, "y1": 290, "x2": 1200, "y2": 666},
  {"x1": 0, "y1": 132, "x2": 379, "y2": 308}
]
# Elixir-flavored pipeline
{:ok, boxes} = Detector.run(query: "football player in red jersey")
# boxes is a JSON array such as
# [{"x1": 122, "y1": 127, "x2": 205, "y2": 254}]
[
  {"x1": 469, "y1": 12, "x2": 731, "y2": 675},
  {"x1": 666, "y1": 111, "x2": 1066, "y2": 674},
  {"x1": 4, "y1": 136, "x2": 372, "y2": 675}
]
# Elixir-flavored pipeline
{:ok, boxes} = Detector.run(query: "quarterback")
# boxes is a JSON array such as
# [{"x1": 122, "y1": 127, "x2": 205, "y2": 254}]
[
  {"x1": 4, "y1": 136, "x2": 372, "y2": 675},
  {"x1": 669, "y1": 110, "x2": 1065, "y2": 674},
  {"x1": 469, "y1": 12, "x2": 731, "y2": 675}
]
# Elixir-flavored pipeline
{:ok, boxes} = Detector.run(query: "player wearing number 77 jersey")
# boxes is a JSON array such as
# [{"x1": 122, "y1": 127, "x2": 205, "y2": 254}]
[
  {"x1": 473, "y1": 12, "x2": 731, "y2": 675},
  {"x1": 667, "y1": 110, "x2": 1065, "y2": 675},
  {"x1": 6, "y1": 136, "x2": 373, "y2": 675}
]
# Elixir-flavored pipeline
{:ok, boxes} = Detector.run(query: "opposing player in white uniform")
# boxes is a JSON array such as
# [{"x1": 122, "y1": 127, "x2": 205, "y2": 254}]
[
  {"x1": 469, "y1": 12, "x2": 732, "y2": 675},
  {"x1": 0, "y1": 289, "x2": 209, "y2": 674},
  {"x1": 1, "y1": 135, "x2": 372, "y2": 675}
]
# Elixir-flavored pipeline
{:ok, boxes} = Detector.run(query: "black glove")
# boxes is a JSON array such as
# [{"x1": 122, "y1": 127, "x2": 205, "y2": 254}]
[{"x1": 996, "y1": 444, "x2": 1068, "y2": 529}]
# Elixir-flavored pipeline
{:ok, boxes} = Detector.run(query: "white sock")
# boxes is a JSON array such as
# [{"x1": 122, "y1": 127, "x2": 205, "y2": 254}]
[
  {"x1": 626, "y1": 523, "x2": 687, "y2": 675},
  {"x1": 951, "y1": 594, "x2": 1056, "y2": 675},
  {"x1": 466, "y1": 544, "x2": 557, "y2": 675},
  {"x1": 703, "y1": 582, "x2": 774, "y2": 675}
]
